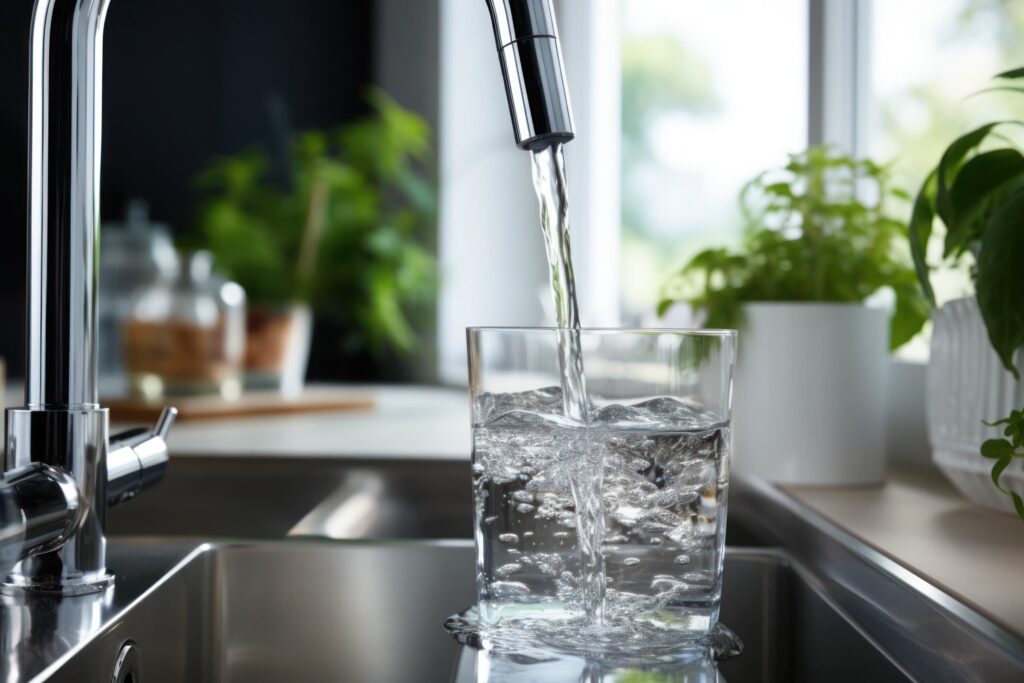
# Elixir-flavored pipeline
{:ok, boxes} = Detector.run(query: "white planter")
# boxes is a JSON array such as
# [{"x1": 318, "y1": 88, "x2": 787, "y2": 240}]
[
  {"x1": 928, "y1": 297, "x2": 1024, "y2": 512},
  {"x1": 732, "y1": 303, "x2": 889, "y2": 485}
]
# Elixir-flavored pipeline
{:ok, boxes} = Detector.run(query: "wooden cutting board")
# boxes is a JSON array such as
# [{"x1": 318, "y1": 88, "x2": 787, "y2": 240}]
[{"x1": 104, "y1": 388, "x2": 375, "y2": 423}]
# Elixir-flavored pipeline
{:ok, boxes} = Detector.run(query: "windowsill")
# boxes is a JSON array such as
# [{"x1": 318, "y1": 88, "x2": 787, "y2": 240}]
[{"x1": 782, "y1": 465, "x2": 1024, "y2": 637}]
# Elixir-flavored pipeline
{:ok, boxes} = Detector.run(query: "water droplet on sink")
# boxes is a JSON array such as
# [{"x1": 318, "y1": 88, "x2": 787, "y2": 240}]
[
  {"x1": 499, "y1": 533, "x2": 519, "y2": 544},
  {"x1": 623, "y1": 557, "x2": 640, "y2": 566}
]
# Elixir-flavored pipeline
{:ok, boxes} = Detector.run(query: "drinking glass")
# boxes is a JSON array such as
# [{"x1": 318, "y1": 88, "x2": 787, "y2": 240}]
[{"x1": 467, "y1": 327, "x2": 737, "y2": 634}]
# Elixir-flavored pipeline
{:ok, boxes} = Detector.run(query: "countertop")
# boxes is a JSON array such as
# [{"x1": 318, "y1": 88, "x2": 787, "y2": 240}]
[
  {"x1": 785, "y1": 467, "x2": 1024, "y2": 638},
  {"x1": 2, "y1": 384, "x2": 472, "y2": 461},
  {"x1": 161, "y1": 384, "x2": 471, "y2": 460}
]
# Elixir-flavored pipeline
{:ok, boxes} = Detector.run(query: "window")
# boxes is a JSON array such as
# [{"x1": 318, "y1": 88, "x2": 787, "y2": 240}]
[
  {"x1": 618, "y1": 0, "x2": 808, "y2": 324},
  {"x1": 615, "y1": 0, "x2": 1024, "y2": 349}
]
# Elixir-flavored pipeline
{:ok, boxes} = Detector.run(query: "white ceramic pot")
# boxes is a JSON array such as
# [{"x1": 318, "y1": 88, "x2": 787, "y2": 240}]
[
  {"x1": 928, "y1": 296, "x2": 1024, "y2": 512},
  {"x1": 732, "y1": 303, "x2": 889, "y2": 485}
]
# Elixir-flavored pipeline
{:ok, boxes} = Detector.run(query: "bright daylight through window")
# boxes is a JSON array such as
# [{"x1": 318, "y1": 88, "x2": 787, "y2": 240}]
[
  {"x1": 619, "y1": 0, "x2": 1024, "y2": 356},
  {"x1": 618, "y1": 0, "x2": 807, "y2": 325}
]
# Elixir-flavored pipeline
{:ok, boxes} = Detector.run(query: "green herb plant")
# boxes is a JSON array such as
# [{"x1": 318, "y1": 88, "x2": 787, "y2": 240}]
[
  {"x1": 981, "y1": 409, "x2": 1024, "y2": 520},
  {"x1": 909, "y1": 67, "x2": 1024, "y2": 520},
  {"x1": 909, "y1": 67, "x2": 1024, "y2": 379},
  {"x1": 659, "y1": 146, "x2": 929, "y2": 350},
  {"x1": 193, "y1": 89, "x2": 437, "y2": 356}
]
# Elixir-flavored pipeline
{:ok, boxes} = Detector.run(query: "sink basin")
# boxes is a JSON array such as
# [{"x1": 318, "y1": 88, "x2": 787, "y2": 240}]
[
  {"x1": 25, "y1": 541, "x2": 908, "y2": 683},
  {"x1": 106, "y1": 456, "x2": 473, "y2": 540}
]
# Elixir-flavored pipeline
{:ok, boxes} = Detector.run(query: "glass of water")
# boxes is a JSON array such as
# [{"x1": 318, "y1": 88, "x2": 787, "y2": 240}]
[{"x1": 467, "y1": 327, "x2": 737, "y2": 638}]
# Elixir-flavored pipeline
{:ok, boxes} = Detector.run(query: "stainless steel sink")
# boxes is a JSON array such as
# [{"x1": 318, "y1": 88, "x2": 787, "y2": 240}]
[
  {"x1": 106, "y1": 456, "x2": 473, "y2": 540},
  {"x1": 14, "y1": 540, "x2": 912, "y2": 683}
]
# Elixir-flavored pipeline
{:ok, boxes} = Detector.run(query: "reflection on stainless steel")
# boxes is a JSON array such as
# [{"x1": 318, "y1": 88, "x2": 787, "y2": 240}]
[
  {"x1": 24, "y1": 542, "x2": 913, "y2": 683},
  {"x1": 1, "y1": 540, "x2": 202, "y2": 682},
  {"x1": 485, "y1": 0, "x2": 575, "y2": 150},
  {"x1": 106, "y1": 457, "x2": 472, "y2": 540},
  {"x1": 731, "y1": 475, "x2": 1024, "y2": 682},
  {"x1": 453, "y1": 645, "x2": 720, "y2": 683},
  {"x1": 2, "y1": 0, "x2": 176, "y2": 595}
]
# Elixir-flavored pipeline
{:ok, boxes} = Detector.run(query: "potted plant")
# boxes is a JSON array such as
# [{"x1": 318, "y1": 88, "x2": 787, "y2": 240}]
[
  {"x1": 909, "y1": 68, "x2": 1024, "y2": 518},
  {"x1": 192, "y1": 90, "x2": 437, "y2": 393},
  {"x1": 659, "y1": 146, "x2": 928, "y2": 485}
]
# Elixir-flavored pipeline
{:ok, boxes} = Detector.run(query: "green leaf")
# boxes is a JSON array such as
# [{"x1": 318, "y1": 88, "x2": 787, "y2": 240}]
[
  {"x1": 991, "y1": 456, "x2": 1013, "y2": 494},
  {"x1": 944, "y1": 149, "x2": 1024, "y2": 257},
  {"x1": 890, "y1": 281, "x2": 930, "y2": 350},
  {"x1": 995, "y1": 66, "x2": 1024, "y2": 79},
  {"x1": 981, "y1": 438, "x2": 1016, "y2": 459},
  {"x1": 908, "y1": 172, "x2": 938, "y2": 305},
  {"x1": 935, "y1": 122, "x2": 1004, "y2": 229},
  {"x1": 969, "y1": 86, "x2": 1024, "y2": 98},
  {"x1": 1012, "y1": 492, "x2": 1024, "y2": 522},
  {"x1": 975, "y1": 181, "x2": 1024, "y2": 378}
]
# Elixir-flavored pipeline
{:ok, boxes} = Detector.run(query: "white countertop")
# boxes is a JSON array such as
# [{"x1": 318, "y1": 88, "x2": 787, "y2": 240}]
[{"x1": 162, "y1": 384, "x2": 472, "y2": 460}]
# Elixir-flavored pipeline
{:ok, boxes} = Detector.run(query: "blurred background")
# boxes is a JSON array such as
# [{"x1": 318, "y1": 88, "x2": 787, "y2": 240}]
[{"x1": 0, "y1": 0, "x2": 1021, "y2": 398}]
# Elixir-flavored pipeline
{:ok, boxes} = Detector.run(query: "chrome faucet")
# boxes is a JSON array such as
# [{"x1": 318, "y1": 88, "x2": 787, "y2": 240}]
[
  {"x1": 485, "y1": 0, "x2": 575, "y2": 150},
  {"x1": 0, "y1": 0, "x2": 574, "y2": 595},
  {"x1": 0, "y1": 0, "x2": 175, "y2": 595}
]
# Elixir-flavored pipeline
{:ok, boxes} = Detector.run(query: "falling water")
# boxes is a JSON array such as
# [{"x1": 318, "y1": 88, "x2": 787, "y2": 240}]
[{"x1": 530, "y1": 144, "x2": 605, "y2": 621}]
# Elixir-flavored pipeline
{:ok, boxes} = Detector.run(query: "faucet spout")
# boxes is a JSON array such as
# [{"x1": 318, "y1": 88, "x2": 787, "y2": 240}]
[
  {"x1": 26, "y1": 0, "x2": 110, "y2": 410},
  {"x1": 485, "y1": 0, "x2": 575, "y2": 151}
]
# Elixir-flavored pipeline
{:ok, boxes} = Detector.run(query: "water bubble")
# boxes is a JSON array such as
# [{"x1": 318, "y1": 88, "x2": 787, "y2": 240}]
[
  {"x1": 498, "y1": 533, "x2": 519, "y2": 544},
  {"x1": 512, "y1": 490, "x2": 534, "y2": 504},
  {"x1": 602, "y1": 534, "x2": 628, "y2": 545},
  {"x1": 484, "y1": 515, "x2": 498, "y2": 524},
  {"x1": 553, "y1": 531, "x2": 570, "y2": 539},
  {"x1": 516, "y1": 503, "x2": 536, "y2": 514},
  {"x1": 623, "y1": 557, "x2": 640, "y2": 567},
  {"x1": 489, "y1": 581, "x2": 530, "y2": 599},
  {"x1": 674, "y1": 554, "x2": 690, "y2": 565},
  {"x1": 651, "y1": 576, "x2": 687, "y2": 593},
  {"x1": 523, "y1": 531, "x2": 534, "y2": 538},
  {"x1": 496, "y1": 563, "x2": 523, "y2": 578},
  {"x1": 649, "y1": 537, "x2": 663, "y2": 545}
]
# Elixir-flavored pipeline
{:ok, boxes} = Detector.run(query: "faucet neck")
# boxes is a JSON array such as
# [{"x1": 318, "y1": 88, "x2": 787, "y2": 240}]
[{"x1": 26, "y1": 0, "x2": 111, "y2": 409}]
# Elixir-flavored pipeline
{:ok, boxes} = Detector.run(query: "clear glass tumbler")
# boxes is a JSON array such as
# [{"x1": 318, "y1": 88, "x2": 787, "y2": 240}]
[{"x1": 468, "y1": 328, "x2": 736, "y2": 635}]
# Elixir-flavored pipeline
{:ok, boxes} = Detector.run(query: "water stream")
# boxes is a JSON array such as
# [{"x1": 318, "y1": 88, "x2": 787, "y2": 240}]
[{"x1": 530, "y1": 144, "x2": 605, "y2": 623}]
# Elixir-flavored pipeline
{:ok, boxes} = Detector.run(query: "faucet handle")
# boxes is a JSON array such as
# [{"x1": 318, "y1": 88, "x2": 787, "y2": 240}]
[
  {"x1": 155, "y1": 406, "x2": 178, "y2": 440},
  {"x1": 107, "y1": 406, "x2": 177, "y2": 506}
]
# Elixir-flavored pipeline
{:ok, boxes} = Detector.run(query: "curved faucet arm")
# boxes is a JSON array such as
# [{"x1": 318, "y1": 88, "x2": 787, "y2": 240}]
[{"x1": 0, "y1": 463, "x2": 79, "y2": 580}]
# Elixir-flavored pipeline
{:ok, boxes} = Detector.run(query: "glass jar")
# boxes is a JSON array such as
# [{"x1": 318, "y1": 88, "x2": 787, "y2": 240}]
[
  {"x1": 123, "y1": 251, "x2": 246, "y2": 400},
  {"x1": 98, "y1": 200, "x2": 178, "y2": 397}
]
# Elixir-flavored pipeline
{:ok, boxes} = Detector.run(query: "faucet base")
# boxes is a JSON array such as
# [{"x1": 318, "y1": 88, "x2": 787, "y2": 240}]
[
  {"x1": 1, "y1": 571, "x2": 113, "y2": 596},
  {"x1": 5, "y1": 408, "x2": 111, "y2": 594}
]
